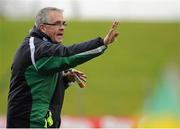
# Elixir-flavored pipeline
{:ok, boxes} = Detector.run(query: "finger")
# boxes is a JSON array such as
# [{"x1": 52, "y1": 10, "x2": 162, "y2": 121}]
[
  {"x1": 107, "y1": 28, "x2": 114, "y2": 40},
  {"x1": 73, "y1": 71, "x2": 84, "y2": 75},
  {"x1": 79, "y1": 76, "x2": 87, "y2": 82},
  {"x1": 74, "y1": 72, "x2": 87, "y2": 78},
  {"x1": 111, "y1": 21, "x2": 117, "y2": 29},
  {"x1": 72, "y1": 69, "x2": 86, "y2": 76},
  {"x1": 77, "y1": 73, "x2": 87, "y2": 79},
  {"x1": 80, "y1": 74, "x2": 87, "y2": 78},
  {"x1": 108, "y1": 30, "x2": 117, "y2": 42},
  {"x1": 72, "y1": 69, "x2": 83, "y2": 74},
  {"x1": 72, "y1": 70, "x2": 87, "y2": 82},
  {"x1": 72, "y1": 71, "x2": 87, "y2": 79},
  {"x1": 115, "y1": 21, "x2": 119, "y2": 26},
  {"x1": 109, "y1": 21, "x2": 119, "y2": 36},
  {"x1": 113, "y1": 21, "x2": 119, "y2": 30},
  {"x1": 111, "y1": 21, "x2": 116, "y2": 30},
  {"x1": 74, "y1": 74, "x2": 86, "y2": 88},
  {"x1": 78, "y1": 75, "x2": 87, "y2": 81}
]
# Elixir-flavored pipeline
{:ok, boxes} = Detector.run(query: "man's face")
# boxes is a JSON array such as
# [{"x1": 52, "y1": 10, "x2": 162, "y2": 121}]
[{"x1": 40, "y1": 11, "x2": 65, "y2": 43}]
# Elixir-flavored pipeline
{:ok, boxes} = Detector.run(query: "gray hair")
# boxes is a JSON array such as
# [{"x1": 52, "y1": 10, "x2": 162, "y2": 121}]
[{"x1": 35, "y1": 7, "x2": 63, "y2": 28}]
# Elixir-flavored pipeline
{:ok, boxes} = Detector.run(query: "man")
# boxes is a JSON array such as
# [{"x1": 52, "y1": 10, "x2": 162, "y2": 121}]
[{"x1": 7, "y1": 7, "x2": 119, "y2": 128}]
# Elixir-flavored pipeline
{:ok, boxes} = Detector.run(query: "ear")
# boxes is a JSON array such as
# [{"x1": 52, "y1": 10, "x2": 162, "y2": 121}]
[{"x1": 39, "y1": 24, "x2": 46, "y2": 33}]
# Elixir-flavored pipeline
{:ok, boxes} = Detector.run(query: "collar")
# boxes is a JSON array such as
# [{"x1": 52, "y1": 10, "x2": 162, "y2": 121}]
[{"x1": 29, "y1": 27, "x2": 59, "y2": 44}]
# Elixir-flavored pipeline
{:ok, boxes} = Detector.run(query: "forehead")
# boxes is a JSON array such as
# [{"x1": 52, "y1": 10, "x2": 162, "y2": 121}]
[{"x1": 48, "y1": 11, "x2": 64, "y2": 22}]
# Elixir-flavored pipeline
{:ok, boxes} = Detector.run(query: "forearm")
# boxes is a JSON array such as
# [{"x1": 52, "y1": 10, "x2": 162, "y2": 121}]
[{"x1": 65, "y1": 37, "x2": 105, "y2": 55}]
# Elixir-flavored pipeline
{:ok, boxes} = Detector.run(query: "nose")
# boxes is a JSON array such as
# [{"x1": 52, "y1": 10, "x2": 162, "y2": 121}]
[{"x1": 58, "y1": 25, "x2": 64, "y2": 31}]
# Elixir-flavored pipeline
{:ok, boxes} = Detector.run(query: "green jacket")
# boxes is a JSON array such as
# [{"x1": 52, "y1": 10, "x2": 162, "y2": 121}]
[{"x1": 7, "y1": 27, "x2": 107, "y2": 128}]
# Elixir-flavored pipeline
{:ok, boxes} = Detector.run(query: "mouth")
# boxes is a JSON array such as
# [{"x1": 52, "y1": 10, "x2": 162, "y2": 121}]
[{"x1": 57, "y1": 33, "x2": 63, "y2": 37}]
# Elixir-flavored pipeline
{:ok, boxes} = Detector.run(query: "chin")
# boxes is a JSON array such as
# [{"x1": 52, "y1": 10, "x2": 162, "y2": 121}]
[
  {"x1": 58, "y1": 39, "x2": 63, "y2": 43},
  {"x1": 54, "y1": 38, "x2": 63, "y2": 43}
]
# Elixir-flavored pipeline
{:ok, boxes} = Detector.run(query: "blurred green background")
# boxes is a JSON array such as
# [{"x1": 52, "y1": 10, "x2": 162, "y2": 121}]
[{"x1": 0, "y1": 20, "x2": 180, "y2": 116}]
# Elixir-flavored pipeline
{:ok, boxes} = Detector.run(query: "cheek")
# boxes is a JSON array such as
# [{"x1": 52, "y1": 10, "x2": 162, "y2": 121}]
[
  {"x1": 54, "y1": 31, "x2": 59, "y2": 38},
  {"x1": 45, "y1": 29, "x2": 51, "y2": 36},
  {"x1": 46, "y1": 28, "x2": 59, "y2": 41},
  {"x1": 48, "y1": 30, "x2": 56, "y2": 38}
]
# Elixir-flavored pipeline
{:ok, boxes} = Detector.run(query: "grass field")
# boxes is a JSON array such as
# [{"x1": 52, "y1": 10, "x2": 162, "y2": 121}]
[{"x1": 0, "y1": 20, "x2": 179, "y2": 116}]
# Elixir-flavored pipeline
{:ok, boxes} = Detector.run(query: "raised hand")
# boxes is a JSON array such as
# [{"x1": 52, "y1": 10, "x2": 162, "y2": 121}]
[{"x1": 103, "y1": 21, "x2": 119, "y2": 45}]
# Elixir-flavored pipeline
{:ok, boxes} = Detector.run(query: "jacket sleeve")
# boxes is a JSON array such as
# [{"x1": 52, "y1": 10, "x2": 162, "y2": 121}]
[{"x1": 33, "y1": 37, "x2": 107, "y2": 74}]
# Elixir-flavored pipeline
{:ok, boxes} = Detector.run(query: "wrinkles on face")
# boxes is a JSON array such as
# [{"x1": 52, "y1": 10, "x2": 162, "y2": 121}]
[{"x1": 45, "y1": 11, "x2": 65, "y2": 43}]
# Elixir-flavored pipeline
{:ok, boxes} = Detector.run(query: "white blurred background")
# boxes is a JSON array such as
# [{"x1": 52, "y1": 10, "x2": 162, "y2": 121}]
[{"x1": 0, "y1": 0, "x2": 180, "y2": 21}]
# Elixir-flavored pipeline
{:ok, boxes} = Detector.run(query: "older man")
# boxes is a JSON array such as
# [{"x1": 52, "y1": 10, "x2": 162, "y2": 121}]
[{"x1": 7, "y1": 7, "x2": 119, "y2": 128}]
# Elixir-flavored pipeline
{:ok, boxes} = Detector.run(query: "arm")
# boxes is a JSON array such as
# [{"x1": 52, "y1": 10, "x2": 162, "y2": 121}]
[
  {"x1": 35, "y1": 37, "x2": 107, "y2": 74},
  {"x1": 34, "y1": 21, "x2": 119, "y2": 74}
]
